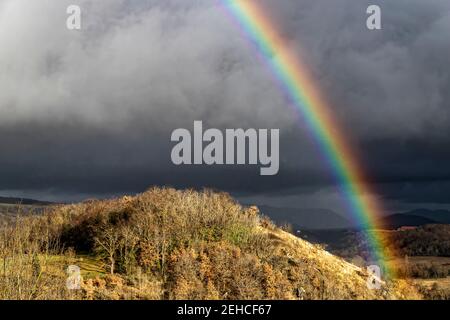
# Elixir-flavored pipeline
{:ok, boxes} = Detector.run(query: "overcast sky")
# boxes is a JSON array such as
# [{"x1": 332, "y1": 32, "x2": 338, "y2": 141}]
[{"x1": 0, "y1": 0, "x2": 449, "y2": 215}]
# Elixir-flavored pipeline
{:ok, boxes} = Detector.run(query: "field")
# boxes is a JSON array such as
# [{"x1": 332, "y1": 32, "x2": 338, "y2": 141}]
[
  {"x1": 413, "y1": 277, "x2": 450, "y2": 289},
  {"x1": 390, "y1": 256, "x2": 450, "y2": 266},
  {"x1": 0, "y1": 203, "x2": 48, "y2": 217}
]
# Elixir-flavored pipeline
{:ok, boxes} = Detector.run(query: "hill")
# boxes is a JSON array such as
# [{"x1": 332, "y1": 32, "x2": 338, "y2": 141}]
[
  {"x1": 378, "y1": 214, "x2": 437, "y2": 229},
  {"x1": 258, "y1": 205, "x2": 352, "y2": 230},
  {"x1": 0, "y1": 188, "x2": 419, "y2": 300},
  {"x1": 376, "y1": 209, "x2": 450, "y2": 230},
  {"x1": 0, "y1": 196, "x2": 53, "y2": 217},
  {"x1": 399, "y1": 209, "x2": 450, "y2": 224},
  {"x1": 384, "y1": 224, "x2": 450, "y2": 257},
  {"x1": 0, "y1": 196, "x2": 52, "y2": 205}
]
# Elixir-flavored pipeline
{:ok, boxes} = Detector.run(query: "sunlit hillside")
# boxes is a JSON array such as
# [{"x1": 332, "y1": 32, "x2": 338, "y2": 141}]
[{"x1": 0, "y1": 188, "x2": 420, "y2": 300}]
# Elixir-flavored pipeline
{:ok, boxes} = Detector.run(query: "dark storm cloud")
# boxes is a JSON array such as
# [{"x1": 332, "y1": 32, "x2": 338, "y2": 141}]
[
  {"x1": 361, "y1": 137, "x2": 450, "y2": 204},
  {"x1": 0, "y1": 121, "x2": 326, "y2": 196},
  {"x1": 0, "y1": 0, "x2": 449, "y2": 207}
]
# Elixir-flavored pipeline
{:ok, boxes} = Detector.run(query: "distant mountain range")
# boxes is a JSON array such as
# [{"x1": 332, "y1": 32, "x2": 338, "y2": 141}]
[
  {"x1": 256, "y1": 205, "x2": 450, "y2": 231},
  {"x1": 0, "y1": 196, "x2": 52, "y2": 206},
  {"x1": 257, "y1": 205, "x2": 352, "y2": 230},
  {"x1": 379, "y1": 209, "x2": 450, "y2": 229},
  {"x1": 403, "y1": 209, "x2": 450, "y2": 224},
  {"x1": 378, "y1": 214, "x2": 436, "y2": 229}
]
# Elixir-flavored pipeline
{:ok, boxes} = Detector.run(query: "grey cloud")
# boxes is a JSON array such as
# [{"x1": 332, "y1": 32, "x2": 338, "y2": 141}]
[
  {"x1": 0, "y1": 0, "x2": 294, "y2": 128},
  {"x1": 0, "y1": 0, "x2": 449, "y2": 209}
]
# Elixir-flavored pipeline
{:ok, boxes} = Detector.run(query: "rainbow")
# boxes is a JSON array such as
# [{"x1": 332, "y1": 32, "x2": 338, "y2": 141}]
[{"x1": 220, "y1": 0, "x2": 394, "y2": 277}]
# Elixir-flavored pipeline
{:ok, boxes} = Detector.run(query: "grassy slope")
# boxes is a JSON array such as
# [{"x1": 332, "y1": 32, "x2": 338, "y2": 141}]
[{"x1": 255, "y1": 225, "x2": 418, "y2": 299}]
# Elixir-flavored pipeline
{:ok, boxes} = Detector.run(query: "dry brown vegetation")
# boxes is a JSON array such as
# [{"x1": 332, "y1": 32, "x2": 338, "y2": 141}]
[
  {"x1": 0, "y1": 187, "x2": 421, "y2": 300},
  {"x1": 413, "y1": 278, "x2": 450, "y2": 300}
]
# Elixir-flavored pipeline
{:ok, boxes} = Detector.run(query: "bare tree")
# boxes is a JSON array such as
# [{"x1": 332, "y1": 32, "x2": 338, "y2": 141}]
[{"x1": 94, "y1": 226, "x2": 121, "y2": 274}]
